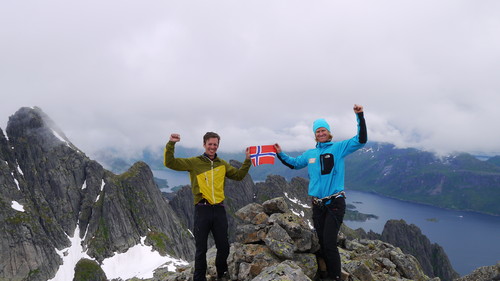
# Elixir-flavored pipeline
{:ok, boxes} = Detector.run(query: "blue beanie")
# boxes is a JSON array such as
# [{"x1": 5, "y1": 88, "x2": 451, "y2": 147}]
[{"x1": 313, "y1": 118, "x2": 331, "y2": 133}]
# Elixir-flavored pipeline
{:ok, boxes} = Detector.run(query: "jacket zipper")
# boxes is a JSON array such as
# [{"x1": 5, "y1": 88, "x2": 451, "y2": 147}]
[{"x1": 210, "y1": 159, "x2": 215, "y2": 203}]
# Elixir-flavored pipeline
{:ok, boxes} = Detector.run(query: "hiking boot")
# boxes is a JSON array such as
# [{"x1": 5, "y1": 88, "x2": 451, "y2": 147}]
[{"x1": 320, "y1": 277, "x2": 341, "y2": 281}]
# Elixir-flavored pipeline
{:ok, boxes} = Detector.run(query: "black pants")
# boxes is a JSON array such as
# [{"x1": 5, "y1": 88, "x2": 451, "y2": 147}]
[
  {"x1": 193, "y1": 204, "x2": 230, "y2": 281},
  {"x1": 312, "y1": 197, "x2": 346, "y2": 280}
]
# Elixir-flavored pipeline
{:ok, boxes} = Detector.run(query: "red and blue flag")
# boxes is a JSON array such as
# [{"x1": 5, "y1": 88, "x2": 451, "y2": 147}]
[{"x1": 249, "y1": 145, "x2": 277, "y2": 166}]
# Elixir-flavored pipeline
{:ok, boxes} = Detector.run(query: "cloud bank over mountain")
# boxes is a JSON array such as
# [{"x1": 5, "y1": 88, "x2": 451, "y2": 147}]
[{"x1": 1, "y1": 0, "x2": 500, "y2": 157}]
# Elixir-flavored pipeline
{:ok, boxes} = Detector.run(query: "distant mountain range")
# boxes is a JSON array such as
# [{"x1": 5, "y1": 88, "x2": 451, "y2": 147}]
[
  {"x1": 346, "y1": 143, "x2": 500, "y2": 216},
  {"x1": 95, "y1": 142, "x2": 500, "y2": 216}
]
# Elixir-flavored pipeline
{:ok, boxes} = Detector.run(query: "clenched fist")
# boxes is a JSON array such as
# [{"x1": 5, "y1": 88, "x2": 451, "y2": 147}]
[
  {"x1": 353, "y1": 104, "x2": 364, "y2": 113},
  {"x1": 170, "y1": 133, "x2": 181, "y2": 142}
]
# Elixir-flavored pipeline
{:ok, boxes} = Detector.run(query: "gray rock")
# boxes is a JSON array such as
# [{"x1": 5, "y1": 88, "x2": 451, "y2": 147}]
[
  {"x1": 235, "y1": 224, "x2": 268, "y2": 244},
  {"x1": 268, "y1": 213, "x2": 319, "y2": 253},
  {"x1": 262, "y1": 197, "x2": 288, "y2": 214},
  {"x1": 454, "y1": 261, "x2": 500, "y2": 281},
  {"x1": 251, "y1": 260, "x2": 312, "y2": 281},
  {"x1": 263, "y1": 238, "x2": 296, "y2": 259},
  {"x1": 343, "y1": 261, "x2": 374, "y2": 281},
  {"x1": 268, "y1": 212, "x2": 306, "y2": 239},
  {"x1": 389, "y1": 248, "x2": 428, "y2": 280},
  {"x1": 291, "y1": 253, "x2": 318, "y2": 280},
  {"x1": 263, "y1": 224, "x2": 296, "y2": 259},
  {"x1": 235, "y1": 203, "x2": 269, "y2": 225},
  {"x1": 266, "y1": 224, "x2": 293, "y2": 244},
  {"x1": 229, "y1": 243, "x2": 281, "y2": 281}
]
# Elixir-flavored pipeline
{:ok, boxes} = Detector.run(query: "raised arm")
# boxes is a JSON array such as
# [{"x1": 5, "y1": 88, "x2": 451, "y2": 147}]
[
  {"x1": 354, "y1": 104, "x2": 367, "y2": 144},
  {"x1": 164, "y1": 133, "x2": 192, "y2": 171}
]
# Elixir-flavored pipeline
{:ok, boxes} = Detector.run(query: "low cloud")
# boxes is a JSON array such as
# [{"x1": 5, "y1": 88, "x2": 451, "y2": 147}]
[{"x1": 1, "y1": 0, "x2": 499, "y2": 157}]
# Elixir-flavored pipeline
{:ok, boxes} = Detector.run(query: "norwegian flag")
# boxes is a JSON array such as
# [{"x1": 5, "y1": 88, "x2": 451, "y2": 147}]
[{"x1": 249, "y1": 145, "x2": 277, "y2": 166}]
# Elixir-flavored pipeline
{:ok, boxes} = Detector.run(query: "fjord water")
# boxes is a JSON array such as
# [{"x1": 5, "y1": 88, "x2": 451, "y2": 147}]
[{"x1": 344, "y1": 190, "x2": 500, "y2": 276}]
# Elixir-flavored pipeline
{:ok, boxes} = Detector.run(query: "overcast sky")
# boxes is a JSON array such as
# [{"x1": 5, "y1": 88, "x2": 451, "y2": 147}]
[{"x1": 1, "y1": 0, "x2": 499, "y2": 159}]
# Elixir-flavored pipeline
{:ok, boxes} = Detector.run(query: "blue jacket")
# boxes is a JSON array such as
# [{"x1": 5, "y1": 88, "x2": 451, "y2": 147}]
[{"x1": 277, "y1": 112, "x2": 367, "y2": 199}]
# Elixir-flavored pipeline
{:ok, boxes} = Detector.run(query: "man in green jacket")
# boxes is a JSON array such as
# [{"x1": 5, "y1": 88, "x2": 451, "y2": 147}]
[{"x1": 164, "y1": 132, "x2": 251, "y2": 281}]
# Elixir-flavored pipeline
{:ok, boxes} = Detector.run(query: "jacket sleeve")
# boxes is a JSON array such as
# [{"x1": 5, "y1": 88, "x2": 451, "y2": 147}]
[
  {"x1": 163, "y1": 141, "x2": 193, "y2": 171},
  {"x1": 357, "y1": 112, "x2": 367, "y2": 144},
  {"x1": 276, "y1": 151, "x2": 308, "y2": 170},
  {"x1": 340, "y1": 112, "x2": 368, "y2": 156},
  {"x1": 224, "y1": 158, "x2": 252, "y2": 181}
]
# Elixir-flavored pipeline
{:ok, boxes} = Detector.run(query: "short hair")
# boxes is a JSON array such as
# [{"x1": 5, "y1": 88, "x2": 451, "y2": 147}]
[{"x1": 203, "y1": 132, "x2": 220, "y2": 144}]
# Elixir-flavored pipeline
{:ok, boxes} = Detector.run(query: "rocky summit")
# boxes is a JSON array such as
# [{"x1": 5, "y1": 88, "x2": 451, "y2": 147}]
[{"x1": 158, "y1": 197, "x2": 439, "y2": 281}]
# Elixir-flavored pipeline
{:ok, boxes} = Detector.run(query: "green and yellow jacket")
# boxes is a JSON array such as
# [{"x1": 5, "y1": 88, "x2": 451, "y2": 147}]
[{"x1": 164, "y1": 141, "x2": 251, "y2": 205}]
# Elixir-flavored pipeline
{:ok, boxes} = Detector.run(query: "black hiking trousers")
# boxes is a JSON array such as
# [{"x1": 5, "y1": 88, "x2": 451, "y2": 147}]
[
  {"x1": 312, "y1": 197, "x2": 346, "y2": 280},
  {"x1": 193, "y1": 203, "x2": 230, "y2": 281}
]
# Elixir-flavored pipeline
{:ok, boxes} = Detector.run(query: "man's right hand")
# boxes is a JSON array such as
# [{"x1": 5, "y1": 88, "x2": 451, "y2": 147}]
[{"x1": 170, "y1": 133, "x2": 181, "y2": 142}]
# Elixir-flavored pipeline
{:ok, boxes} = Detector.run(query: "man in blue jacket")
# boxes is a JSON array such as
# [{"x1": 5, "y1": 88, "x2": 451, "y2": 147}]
[{"x1": 274, "y1": 104, "x2": 367, "y2": 281}]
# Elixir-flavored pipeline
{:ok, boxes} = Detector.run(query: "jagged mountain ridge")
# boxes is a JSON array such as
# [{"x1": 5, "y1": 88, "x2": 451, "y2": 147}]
[
  {"x1": 0, "y1": 107, "x2": 195, "y2": 280},
  {"x1": 355, "y1": 219, "x2": 460, "y2": 280},
  {"x1": 380, "y1": 219, "x2": 460, "y2": 280}
]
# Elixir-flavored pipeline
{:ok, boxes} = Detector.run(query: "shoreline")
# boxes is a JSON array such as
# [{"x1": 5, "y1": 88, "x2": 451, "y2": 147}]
[{"x1": 349, "y1": 188, "x2": 500, "y2": 218}]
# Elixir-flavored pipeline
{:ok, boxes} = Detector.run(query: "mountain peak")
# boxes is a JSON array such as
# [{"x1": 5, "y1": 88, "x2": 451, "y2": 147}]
[
  {"x1": 1, "y1": 107, "x2": 195, "y2": 280},
  {"x1": 6, "y1": 106, "x2": 77, "y2": 151}
]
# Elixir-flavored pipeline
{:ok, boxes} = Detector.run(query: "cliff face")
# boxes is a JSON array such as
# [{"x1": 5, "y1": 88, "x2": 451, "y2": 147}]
[
  {"x1": 380, "y1": 219, "x2": 460, "y2": 281},
  {"x1": 0, "y1": 107, "x2": 195, "y2": 280}
]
